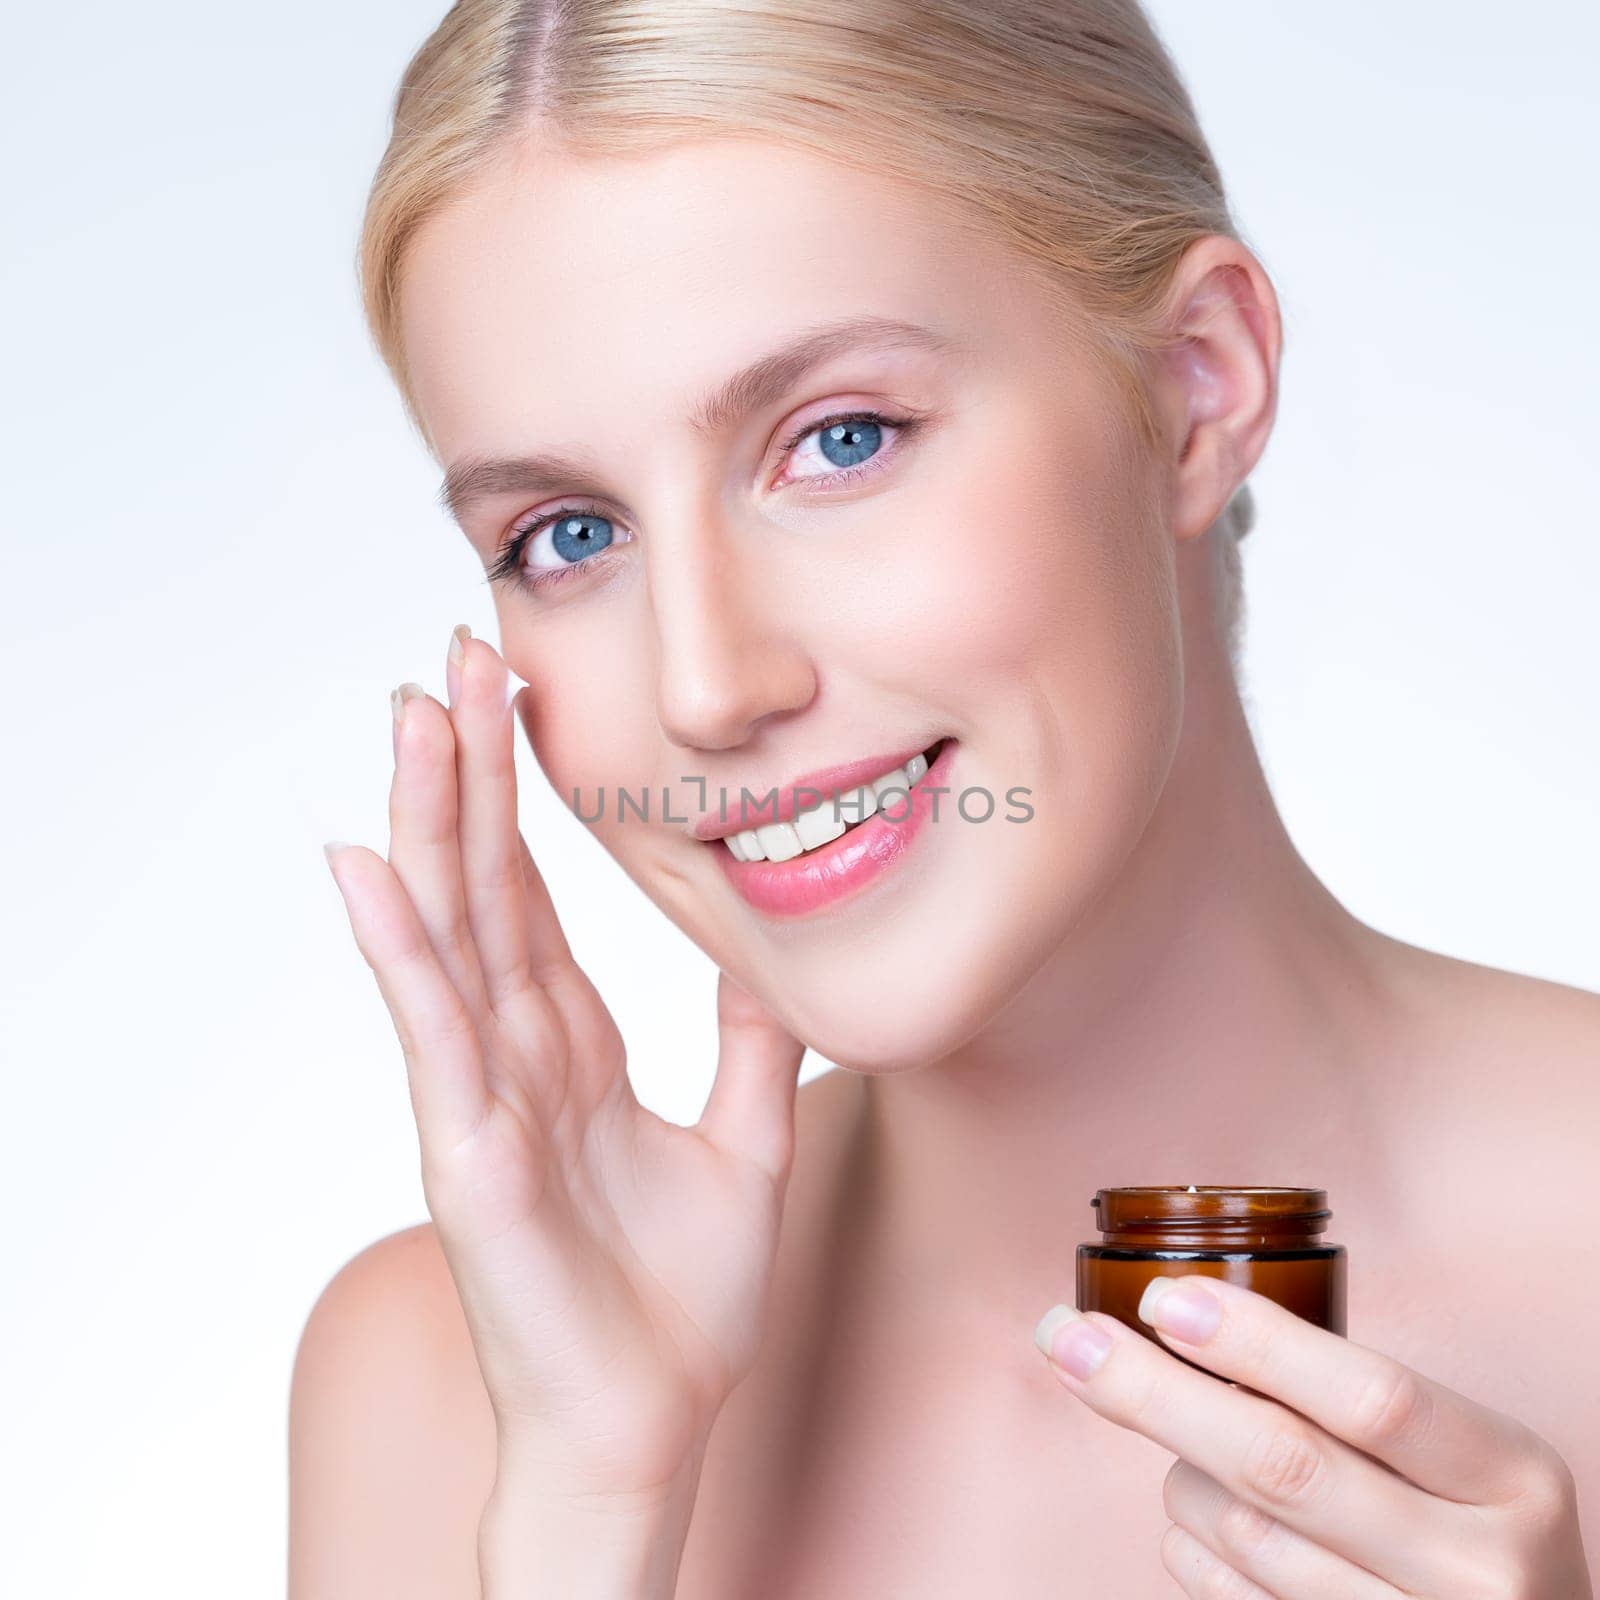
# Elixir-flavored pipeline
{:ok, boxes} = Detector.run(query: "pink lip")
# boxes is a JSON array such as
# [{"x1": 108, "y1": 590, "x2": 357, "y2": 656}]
[
  {"x1": 712, "y1": 738, "x2": 958, "y2": 918},
  {"x1": 691, "y1": 742, "x2": 936, "y2": 839}
]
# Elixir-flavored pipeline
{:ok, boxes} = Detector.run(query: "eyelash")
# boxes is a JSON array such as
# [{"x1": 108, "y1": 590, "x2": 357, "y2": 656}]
[{"x1": 484, "y1": 407, "x2": 919, "y2": 598}]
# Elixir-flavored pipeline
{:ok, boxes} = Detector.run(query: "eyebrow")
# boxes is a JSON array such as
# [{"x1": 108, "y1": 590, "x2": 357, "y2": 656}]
[{"x1": 436, "y1": 313, "x2": 960, "y2": 527}]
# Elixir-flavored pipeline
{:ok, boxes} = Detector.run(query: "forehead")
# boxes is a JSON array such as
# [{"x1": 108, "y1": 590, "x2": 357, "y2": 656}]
[{"x1": 397, "y1": 136, "x2": 1046, "y2": 461}]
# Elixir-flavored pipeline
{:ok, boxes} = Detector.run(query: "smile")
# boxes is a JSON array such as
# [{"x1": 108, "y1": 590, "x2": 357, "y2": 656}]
[
  {"x1": 724, "y1": 739, "x2": 946, "y2": 862},
  {"x1": 712, "y1": 738, "x2": 956, "y2": 919}
]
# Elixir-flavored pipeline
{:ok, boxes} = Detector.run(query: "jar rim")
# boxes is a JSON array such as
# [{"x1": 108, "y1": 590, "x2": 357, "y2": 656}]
[
  {"x1": 1089, "y1": 1185, "x2": 1332, "y2": 1233},
  {"x1": 1094, "y1": 1185, "x2": 1318, "y2": 1195}
]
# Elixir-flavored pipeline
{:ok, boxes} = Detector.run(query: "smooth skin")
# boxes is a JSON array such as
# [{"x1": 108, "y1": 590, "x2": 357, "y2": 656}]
[
  {"x1": 321, "y1": 636, "x2": 809, "y2": 1589},
  {"x1": 1038, "y1": 1277, "x2": 1590, "y2": 1596},
  {"x1": 296, "y1": 135, "x2": 1600, "y2": 1596}
]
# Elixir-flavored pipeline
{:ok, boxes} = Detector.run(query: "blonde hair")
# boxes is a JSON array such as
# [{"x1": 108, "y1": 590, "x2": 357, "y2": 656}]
[{"x1": 358, "y1": 0, "x2": 1260, "y2": 664}]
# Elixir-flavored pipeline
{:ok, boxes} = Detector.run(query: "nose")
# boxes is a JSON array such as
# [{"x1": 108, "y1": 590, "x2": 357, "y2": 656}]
[{"x1": 648, "y1": 522, "x2": 816, "y2": 752}]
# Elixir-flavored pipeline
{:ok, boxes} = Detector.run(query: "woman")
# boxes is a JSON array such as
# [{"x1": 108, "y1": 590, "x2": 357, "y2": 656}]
[{"x1": 291, "y1": 1, "x2": 1600, "y2": 1594}]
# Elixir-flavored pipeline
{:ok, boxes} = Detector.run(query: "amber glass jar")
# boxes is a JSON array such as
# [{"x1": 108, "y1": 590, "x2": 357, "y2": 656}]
[{"x1": 1077, "y1": 1186, "x2": 1346, "y2": 1376}]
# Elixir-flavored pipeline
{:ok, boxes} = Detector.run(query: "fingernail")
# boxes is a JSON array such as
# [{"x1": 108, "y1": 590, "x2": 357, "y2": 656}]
[
  {"x1": 392, "y1": 682, "x2": 424, "y2": 760},
  {"x1": 1033, "y1": 1303, "x2": 1112, "y2": 1379},
  {"x1": 447, "y1": 623, "x2": 470, "y2": 707},
  {"x1": 1138, "y1": 1276, "x2": 1221, "y2": 1344},
  {"x1": 323, "y1": 840, "x2": 350, "y2": 870}
]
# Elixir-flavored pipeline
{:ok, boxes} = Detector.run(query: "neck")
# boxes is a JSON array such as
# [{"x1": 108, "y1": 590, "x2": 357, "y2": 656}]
[{"x1": 848, "y1": 628, "x2": 1405, "y2": 1323}]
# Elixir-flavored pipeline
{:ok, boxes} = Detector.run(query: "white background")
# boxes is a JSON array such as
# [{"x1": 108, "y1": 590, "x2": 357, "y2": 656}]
[{"x1": 2, "y1": 2, "x2": 1594, "y2": 1593}]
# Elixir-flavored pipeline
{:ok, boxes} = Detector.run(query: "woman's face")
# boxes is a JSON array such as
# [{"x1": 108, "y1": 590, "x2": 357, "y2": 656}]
[{"x1": 399, "y1": 136, "x2": 1186, "y2": 1072}]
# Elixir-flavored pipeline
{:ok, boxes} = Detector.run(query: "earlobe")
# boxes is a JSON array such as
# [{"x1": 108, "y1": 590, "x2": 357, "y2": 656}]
[{"x1": 1159, "y1": 241, "x2": 1281, "y2": 542}]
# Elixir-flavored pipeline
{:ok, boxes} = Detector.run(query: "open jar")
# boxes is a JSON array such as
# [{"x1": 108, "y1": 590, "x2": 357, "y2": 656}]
[{"x1": 1076, "y1": 1186, "x2": 1346, "y2": 1375}]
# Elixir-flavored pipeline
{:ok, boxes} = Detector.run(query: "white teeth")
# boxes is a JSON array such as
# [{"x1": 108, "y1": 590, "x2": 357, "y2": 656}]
[
  {"x1": 871, "y1": 769, "x2": 905, "y2": 802},
  {"x1": 836, "y1": 783, "x2": 879, "y2": 827},
  {"x1": 726, "y1": 746, "x2": 939, "y2": 863},
  {"x1": 793, "y1": 804, "x2": 848, "y2": 852},
  {"x1": 754, "y1": 821, "x2": 803, "y2": 862}
]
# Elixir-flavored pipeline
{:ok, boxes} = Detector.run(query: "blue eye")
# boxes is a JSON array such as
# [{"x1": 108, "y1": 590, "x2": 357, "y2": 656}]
[
  {"x1": 486, "y1": 508, "x2": 630, "y2": 598},
  {"x1": 486, "y1": 406, "x2": 920, "y2": 598},
  {"x1": 801, "y1": 416, "x2": 882, "y2": 472},
  {"x1": 549, "y1": 512, "x2": 614, "y2": 563}
]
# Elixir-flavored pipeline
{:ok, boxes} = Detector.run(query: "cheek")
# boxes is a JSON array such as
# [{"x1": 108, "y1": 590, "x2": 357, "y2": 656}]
[
  {"x1": 892, "y1": 394, "x2": 1182, "y2": 747},
  {"x1": 1011, "y1": 444, "x2": 1181, "y2": 834},
  {"x1": 912, "y1": 399, "x2": 1182, "y2": 918},
  {"x1": 505, "y1": 617, "x2": 658, "y2": 816}
]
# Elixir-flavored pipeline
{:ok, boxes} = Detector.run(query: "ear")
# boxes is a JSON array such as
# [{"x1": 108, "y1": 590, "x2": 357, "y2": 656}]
[{"x1": 1155, "y1": 236, "x2": 1282, "y2": 543}]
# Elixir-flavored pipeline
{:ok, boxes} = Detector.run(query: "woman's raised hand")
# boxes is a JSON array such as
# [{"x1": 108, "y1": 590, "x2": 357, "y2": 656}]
[{"x1": 322, "y1": 625, "x2": 808, "y2": 1516}]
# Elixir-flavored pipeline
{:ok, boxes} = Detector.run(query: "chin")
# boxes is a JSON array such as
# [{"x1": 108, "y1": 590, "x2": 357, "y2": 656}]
[
  {"x1": 759, "y1": 889, "x2": 1057, "y2": 1075},
  {"x1": 802, "y1": 1002, "x2": 981, "y2": 1076},
  {"x1": 633, "y1": 734, "x2": 1160, "y2": 1072},
  {"x1": 745, "y1": 788, "x2": 1153, "y2": 1074}
]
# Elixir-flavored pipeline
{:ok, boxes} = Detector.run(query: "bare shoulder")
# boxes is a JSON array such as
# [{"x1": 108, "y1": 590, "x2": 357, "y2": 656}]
[
  {"x1": 1380, "y1": 934, "x2": 1600, "y2": 1055},
  {"x1": 1363, "y1": 939, "x2": 1600, "y2": 1490},
  {"x1": 288, "y1": 1222, "x2": 494, "y2": 1600},
  {"x1": 285, "y1": 1072, "x2": 853, "y2": 1599},
  {"x1": 1374, "y1": 932, "x2": 1600, "y2": 1158}
]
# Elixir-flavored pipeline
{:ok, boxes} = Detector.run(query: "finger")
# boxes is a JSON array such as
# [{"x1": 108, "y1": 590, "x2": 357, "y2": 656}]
[
  {"x1": 1033, "y1": 1304, "x2": 1463, "y2": 1596},
  {"x1": 509, "y1": 686, "x2": 623, "y2": 1050},
  {"x1": 1158, "y1": 1524, "x2": 1276, "y2": 1600},
  {"x1": 696, "y1": 970, "x2": 807, "y2": 1182},
  {"x1": 513, "y1": 810, "x2": 580, "y2": 986},
  {"x1": 510, "y1": 822, "x2": 636, "y2": 1123},
  {"x1": 323, "y1": 842, "x2": 490, "y2": 1157},
  {"x1": 1134, "y1": 1273, "x2": 1549, "y2": 1507},
  {"x1": 387, "y1": 681, "x2": 491, "y2": 1018},
  {"x1": 1163, "y1": 1456, "x2": 1399, "y2": 1598},
  {"x1": 451, "y1": 634, "x2": 533, "y2": 1009}
]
